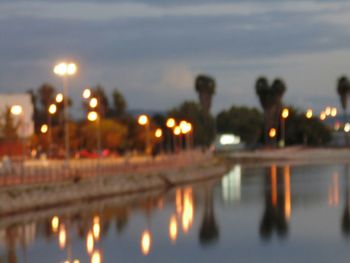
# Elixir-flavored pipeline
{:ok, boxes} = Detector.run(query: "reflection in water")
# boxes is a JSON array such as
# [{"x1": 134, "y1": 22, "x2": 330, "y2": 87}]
[
  {"x1": 342, "y1": 165, "x2": 350, "y2": 237},
  {"x1": 141, "y1": 230, "x2": 152, "y2": 255},
  {"x1": 259, "y1": 165, "x2": 291, "y2": 241},
  {"x1": 182, "y1": 187, "x2": 194, "y2": 234},
  {"x1": 59, "y1": 224, "x2": 66, "y2": 249},
  {"x1": 169, "y1": 215, "x2": 178, "y2": 243},
  {"x1": 176, "y1": 189, "x2": 183, "y2": 217},
  {"x1": 199, "y1": 183, "x2": 219, "y2": 246},
  {"x1": 93, "y1": 216, "x2": 101, "y2": 241},
  {"x1": 86, "y1": 231, "x2": 94, "y2": 255},
  {"x1": 328, "y1": 172, "x2": 340, "y2": 207},
  {"x1": 91, "y1": 250, "x2": 102, "y2": 263},
  {"x1": 221, "y1": 165, "x2": 241, "y2": 203},
  {"x1": 51, "y1": 216, "x2": 59, "y2": 233}
]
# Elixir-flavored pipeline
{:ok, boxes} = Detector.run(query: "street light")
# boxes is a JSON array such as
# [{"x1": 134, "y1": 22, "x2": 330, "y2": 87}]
[
  {"x1": 53, "y1": 61, "x2": 77, "y2": 167},
  {"x1": 56, "y1": 93, "x2": 64, "y2": 103},
  {"x1": 89, "y1": 97, "x2": 98, "y2": 108},
  {"x1": 166, "y1": 118, "x2": 175, "y2": 129},
  {"x1": 87, "y1": 111, "x2": 101, "y2": 156},
  {"x1": 48, "y1": 104, "x2": 57, "y2": 158},
  {"x1": 155, "y1": 128, "x2": 162, "y2": 138},
  {"x1": 306, "y1": 109, "x2": 313, "y2": 119},
  {"x1": 331, "y1": 107, "x2": 337, "y2": 117},
  {"x1": 166, "y1": 118, "x2": 176, "y2": 153},
  {"x1": 11, "y1": 105, "x2": 25, "y2": 176},
  {"x1": 320, "y1": 111, "x2": 326, "y2": 121},
  {"x1": 280, "y1": 108, "x2": 289, "y2": 147},
  {"x1": 138, "y1": 115, "x2": 150, "y2": 155},
  {"x1": 83, "y1": 88, "x2": 92, "y2": 99},
  {"x1": 269, "y1": 128, "x2": 277, "y2": 138},
  {"x1": 41, "y1": 124, "x2": 48, "y2": 134}
]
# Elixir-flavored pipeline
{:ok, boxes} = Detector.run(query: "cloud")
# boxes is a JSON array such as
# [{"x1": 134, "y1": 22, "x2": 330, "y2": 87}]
[{"x1": 161, "y1": 64, "x2": 195, "y2": 90}]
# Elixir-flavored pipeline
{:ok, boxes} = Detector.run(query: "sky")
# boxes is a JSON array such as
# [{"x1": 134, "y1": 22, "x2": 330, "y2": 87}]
[{"x1": 1, "y1": 0, "x2": 350, "y2": 115}]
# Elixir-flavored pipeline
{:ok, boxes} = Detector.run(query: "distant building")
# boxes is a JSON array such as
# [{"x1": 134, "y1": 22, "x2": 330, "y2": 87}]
[{"x1": 0, "y1": 93, "x2": 34, "y2": 138}]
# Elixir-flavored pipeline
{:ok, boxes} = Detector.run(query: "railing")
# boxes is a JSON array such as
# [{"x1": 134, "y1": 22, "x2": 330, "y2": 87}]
[{"x1": 0, "y1": 150, "x2": 209, "y2": 187}]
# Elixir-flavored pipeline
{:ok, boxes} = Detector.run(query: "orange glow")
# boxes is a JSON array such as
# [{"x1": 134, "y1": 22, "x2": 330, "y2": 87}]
[
  {"x1": 328, "y1": 173, "x2": 340, "y2": 207},
  {"x1": 89, "y1": 98, "x2": 98, "y2": 108},
  {"x1": 93, "y1": 216, "x2": 101, "y2": 240},
  {"x1": 51, "y1": 216, "x2": 59, "y2": 233},
  {"x1": 91, "y1": 250, "x2": 102, "y2": 263},
  {"x1": 86, "y1": 231, "x2": 94, "y2": 255},
  {"x1": 10, "y1": 105, "x2": 23, "y2": 115},
  {"x1": 325, "y1": 106, "x2": 331, "y2": 116},
  {"x1": 138, "y1": 115, "x2": 149, "y2": 126},
  {"x1": 176, "y1": 188, "x2": 183, "y2": 216},
  {"x1": 173, "y1": 126, "x2": 181, "y2": 136},
  {"x1": 281, "y1": 108, "x2": 289, "y2": 119},
  {"x1": 305, "y1": 109, "x2": 313, "y2": 119},
  {"x1": 284, "y1": 166, "x2": 291, "y2": 220},
  {"x1": 331, "y1": 107, "x2": 337, "y2": 117},
  {"x1": 182, "y1": 187, "x2": 194, "y2": 233},
  {"x1": 169, "y1": 215, "x2": 178, "y2": 243},
  {"x1": 155, "y1": 128, "x2": 162, "y2": 138},
  {"x1": 320, "y1": 111, "x2": 326, "y2": 120},
  {"x1": 141, "y1": 230, "x2": 152, "y2": 256},
  {"x1": 166, "y1": 118, "x2": 176, "y2": 128},
  {"x1": 56, "y1": 93, "x2": 64, "y2": 103},
  {"x1": 271, "y1": 165, "x2": 277, "y2": 207},
  {"x1": 269, "y1": 128, "x2": 277, "y2": 138},
  {"x1": 41, "y1": 124, "x2": 48, "y2": 134},
  {"x1": 48, "y1": 104, "x2": 57, "y2": 114},
  {"x1": 59, "y1": 224, "x2": 66, "y2": 249}
]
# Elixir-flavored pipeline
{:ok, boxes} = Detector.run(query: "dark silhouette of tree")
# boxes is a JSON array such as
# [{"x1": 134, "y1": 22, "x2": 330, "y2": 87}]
[
  {"x1": 112, "y1": 89, "x2": 127, "y2": 118},
  {"x1": 38, "y1": 83, "x2": 56, "y2": 111},
  {"x1": 195, "y1": 75, "x2": 216, "y2": 113},
  {"x1": 337, "y1": 76, "x2": 350, "y2": 145},
  {"x1": 259, "y1": 167, "x2": 289, "y2": 241},
  {"x1": 0, "y1": 107, "x2": 19, "y2": 141},
  {"x1": 199, "y1": 185, "x2": 219, "y2": 246},
  {"x1": 255, "y1": 77, "x2": 286, "y2": 145}
]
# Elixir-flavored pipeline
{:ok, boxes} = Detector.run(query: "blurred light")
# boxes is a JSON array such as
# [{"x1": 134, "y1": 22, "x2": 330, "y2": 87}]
[
  {"x1": 320, "y1": 112, "x2": 326, "y2": 121},
  {"x1": 219, "y1": 134, "x2": 241, "y2": 145},
  {"x1": 141, "y1": 230, "x2": 152, "y2": 255},
  {"x1": 91, "y1": 250, "x2": 102, "y2": 263},
  {"x1": 180, "y1": 121, "x2": 192, "y2": 134},
  {"x1": 41, "y1": 124, "x2": 48, "y2": 134},
  {"x1": 48, "y1": 104, "x2": 57, "y2": 114},
  {"x1": 56, "y1": 93, "x2": 64, "y2": 103},
  {"x1": 176, "y1": 188, "x2": 182, "y2": 216},
  {"x1": 138, "y1": 115, "x2": 148, "y2": 126},
  {"x1": 59, "y1": 224, "x2": 66, "y2": 249},
  {"x1": 90, "y1": 98, "x2": 98, "y2": 108},
  {"x1": 93, "y1": 216, "x2": 101, "y2": 240},
  {"x1": 331, "y1": 107, "x2": 337, "y2": 117},
  {"x1": 83, "y1": 88, "x2": 92, "y2": 99},
  {"x1": 269, "y1": 128, "x2": 277, "y2": 138},
  {"x1": 325, "y1": 106, "x2": 331, "y2": 116},
  {"x1": 155, "y1": 128, "x2": 162, "y2": 138},
  {"x1": 10, "y1": 105, "x2": 23, "y2": 115},
  {"x1": 345, "y1": 123, "x2": 350, "y2": 133},
  {"x1": 281, "y1": 108, "x2": 289, "y2": 119},
  {"x1": 86, "y1": 231, "x2": 94, "y2": 255},
  {"x1": 169, "y1": 215, "x2": 178, "y2": 243},
  {"x1": 173, "y1": 126, "x2": 181, "y2": 136},
  {"x1": 284, "y1": 166, "x2": 291, "y2": 220},
  {"x1": 53, "y1": 62, "x2": 77, "y2": 76},
  {"x1": 166, "y1": 118, "x2": 175, "y2": 128},
  {"x1": 335, "y1": 122, "x2": 341, "y2": 131},
  {"x1": 221, "y1": 165, "x2": 241, "y2": 203},
  {"x1": 305, "y1": 109, "x2": 313, "y2": 119},
  {"x1": 51, "y1": 216, "x2": 59, "y2": 233},
  {"x1": 182, "y1": 187, "x2": 194, "y2": 233},
  {"x1": 87, "y1": 111, "x2": 98, "y2": 122}
]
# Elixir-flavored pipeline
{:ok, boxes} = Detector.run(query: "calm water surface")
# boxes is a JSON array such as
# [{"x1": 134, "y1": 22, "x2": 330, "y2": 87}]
[{"x1": 2, "y1": 163, "x2": 350, "y2": 263}]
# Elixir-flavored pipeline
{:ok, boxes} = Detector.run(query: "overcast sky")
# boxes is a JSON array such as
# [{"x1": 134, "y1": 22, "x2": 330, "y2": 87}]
[{"x1": 1, "y1": 0, "x2": 350, "y2": 115}]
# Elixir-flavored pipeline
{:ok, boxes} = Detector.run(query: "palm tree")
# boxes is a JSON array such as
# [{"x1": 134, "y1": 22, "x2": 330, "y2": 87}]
[
  {"x1": 195, "y1": 75, "x2": 216, "y2": 113},
  {"x1": 112, "y1": 89, "x2": 127, "y2": 118},
  {"x1": 255, "y1": 77, "x2": 286, "y2": 145},
  {"x1": 337, "y1": 76, "x2": 350, "y2": 145}
]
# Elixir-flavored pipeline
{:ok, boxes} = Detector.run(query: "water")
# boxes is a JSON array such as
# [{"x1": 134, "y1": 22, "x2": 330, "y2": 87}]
[{"x1": 1, "y1": 163, "x2": 350, "y2": 263}]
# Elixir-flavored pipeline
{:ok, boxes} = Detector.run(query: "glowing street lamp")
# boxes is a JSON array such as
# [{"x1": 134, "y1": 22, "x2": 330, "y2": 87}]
[
  {"x1": 56, "y1": 93, "x2": 64, "y2": 103},
  {"x1": 269, "y1": 128, "x2": 277, "y2": 138},
  {"x1": 306, "y1": 109, "x2": 313, "y2": 119},
  {"x1": 331, "y1": 107, "x2": 337, "y2": 117},
  {"x1": 83, "y1": 88, "x2": 92, "y2": 99},
  {"x1": 53, "y1": 61, "x2": 77, "y2": 167},
  {"x1": 280, "y1": 108, "x2": 289, "y2": 147},
  {"x1": 155, "y1": 128, "x2": 162, "y2": 138},
  {"x1": 88, "y1": 111, "x2": 101, "y2": 155},
  {"x1": 11, "y1": 105, "x2": 26, "y2": 173},
  {"x1": 41, "y1": 124, "x2": 48, "y2": 134},
  {"x1": 166, "y1": 118, "x2": 175, "y2": 128},
  {"x1": 166, "y1": 118, "x2": 176, "y2": 153},
  {"x1": 48, "y1": 104, "x2": 57, "y2": 158},
  {"x1": 320, "y1": 111, "x2": 326, "y2": 121},
  {"x1": 138, "y1": 114, "x2": 150, "y2": 155},
  {"x1": 89, "y1": 97, "x2": 98, "y2": 109}
]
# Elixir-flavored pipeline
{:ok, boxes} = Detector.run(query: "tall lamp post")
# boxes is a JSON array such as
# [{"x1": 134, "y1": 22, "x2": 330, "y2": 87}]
[
  {"x1": 138, "y1": 115, "x2": 150, "y2": 155},
  {"x1": 166, "y1": 118, "x2": 176, "y2": 153},
  {"x1": 53, "y1": 62, "x2": 77, "y2": 167},
  {"x1": 48, "y1": 104, "x2": 57, "y2": 158},
  {"x1": 87, "y1": 111, "x2": 101, "y2": 156},
  {"x1": 10, "y1": 105, "x2": 25, "y2": 175},
  {"x1": 280, "y1": 108, "x2": 289, "y2": 148}
]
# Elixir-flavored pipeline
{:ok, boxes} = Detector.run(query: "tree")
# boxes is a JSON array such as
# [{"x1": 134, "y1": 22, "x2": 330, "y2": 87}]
[
  {"x1": 337, "y1": 76, "x2": 350, "y2": 146},
  {"x1": 38, "y1": 83, "x2": 56, "y2": 111},
  {"x1": 255, "y1": 77, "x2": 286, "y2": 145},
  {"x1": 112, "y1": 89, "x2": 127, "y2": 118},
  {"x1": 168, "y1": 101, "x2": 215, "y2": 147},
  {"x1": 195, "y1": 75, "x2": 216, "y2": 113},
  {"x1": 216, "y1": 106, "x2": 263, "y2": 145},
  {"x1": 0, "y1": 107, "x2": 19, "y2": 141}
]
